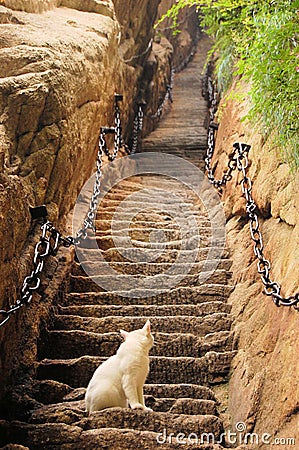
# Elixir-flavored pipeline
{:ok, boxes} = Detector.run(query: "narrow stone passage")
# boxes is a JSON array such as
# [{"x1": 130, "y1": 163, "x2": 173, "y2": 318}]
[{"x1": 1, "y1": 37, "x2": 245, "y2": 449}]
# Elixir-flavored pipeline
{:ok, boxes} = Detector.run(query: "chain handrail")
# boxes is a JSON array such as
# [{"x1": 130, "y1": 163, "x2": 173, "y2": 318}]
[
  {"x1": 123, "y1": 102, "x2": 146, "y2": 155},
  {"x1": 0, "y1": 91, "x2": 148, "y2": 328},
  {"x1": 204, "y1": 74, "x2": 299, "y2": 310},
  {"x1": 0, "y1": 221, "x2": 74, "y2": 327},
  {"x1": 150, "y1": 66, "x2": 174, "y2": 120}
]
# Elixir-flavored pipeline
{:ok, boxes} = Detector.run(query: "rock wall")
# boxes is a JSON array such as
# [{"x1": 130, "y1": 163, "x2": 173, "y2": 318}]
[
  {"x1": 156, "y1": 0, "x2": 199, "y2": 70},
  {"x1": 213, "y1": 81, "x2": 299, "y2": 446},
  {"x1": 113, "y1": 0, "x2": 160, "y2": 65},
  {"x1": 3, "y1": 0, "x2": 115, "y2": 15},
  {"x1": 0, "y1": 0, "x2": 174, "y2": 401}
]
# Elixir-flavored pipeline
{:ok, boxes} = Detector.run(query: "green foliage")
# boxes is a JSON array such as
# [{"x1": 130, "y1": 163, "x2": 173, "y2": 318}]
[{"x1": 157, "y1": 0, "x2": 299, "y2": 168}]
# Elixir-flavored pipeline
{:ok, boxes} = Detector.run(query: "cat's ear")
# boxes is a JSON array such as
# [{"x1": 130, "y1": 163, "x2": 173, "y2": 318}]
[
  {"x1": 120, "y1": 329, "x2": 129, "y2": 340},
  {"x1": 143, "y1": 320, "x2": 151, "y2": 337}
]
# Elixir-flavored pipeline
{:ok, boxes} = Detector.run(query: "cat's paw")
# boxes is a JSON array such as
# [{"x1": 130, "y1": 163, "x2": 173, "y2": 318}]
[
  {"x1": 131, "y1": 403, "x2": 144, "y2": 410},
  {"x1": 131, "y1": 403, "x2": 152, "y2": 412},
  {"x1": 144, "y1": 406, "x2": 153, "y2": 412}
]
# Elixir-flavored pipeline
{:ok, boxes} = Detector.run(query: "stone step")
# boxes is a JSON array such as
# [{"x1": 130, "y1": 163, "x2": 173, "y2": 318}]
[
  {"x1": 80, "y1": 234, "x2": 214, "y2": 251},
  {"x1": 71, "y1": 260, "x2": 233, "y2": 276},
  {"x1": 146, "y1": 384, "x2": 218, "y2": 401},
  {"x1": 65, "y1": 284, "x2": 234, "y2": 306},
  {"x1": 95, "y1": 201, "x2": 199, "y2": 212},
  {"x1": 77, "y1": 409, "x2": 224, "y2": 438},
  {"x1": 75, "y1": 246, "x2": 228, "y2": 264},
  {"x1": 150, "y1": 398, "x2": 218, "y2": 416},
  {"x1": 26, "y1": 403, "x2": 223, "y2": 437},
  {"x1": 37, "y1": 352, "x2": 236, "y2": 387},
  {"x1": 0, "y1": 420, "x2": 227, "y2": 450},
  {"x1": 95, "y1": 218, "x2": 212, "y2": 230},
  {"x1": 53, "y1": 313, "x2": 232, "y2": 336},
  {"x1": 94, "y1": 210, "x2": 215, "y2": 222},
  {"x1": 28, "y1": 397, "x2": 218, "y2": 424},
  {"x1": 58, "y1": 302, "x2": 232, "y2": 318},
  {"x1": 41, "y1": 330, "x2": 233, "y2": 359},
  {"x1": 32, "y1": 381, "x2": 217, "y2": 405},
  {"x1": 95, "y1": 197, "x2": 205, "y2": 208},
  {"x1": 69, "y1": 271, "x2": 229, "y2": 293},
  {"x1": 94, "y1": 227, "x2": 213, "y2": 241},
  {"x1": 142, "y1": 134, "x2": 208, "y2": 150}
]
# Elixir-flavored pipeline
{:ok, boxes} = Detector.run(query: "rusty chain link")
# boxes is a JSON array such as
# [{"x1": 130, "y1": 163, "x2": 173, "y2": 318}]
[{"x1": 204, "y1": 73, "x2": 299, "y2": 310}]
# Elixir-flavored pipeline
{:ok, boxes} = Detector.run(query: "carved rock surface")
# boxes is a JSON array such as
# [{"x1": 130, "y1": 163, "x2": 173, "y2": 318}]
[{"x1": 212, "y1": 80, "x2": 299, "y2": 445}]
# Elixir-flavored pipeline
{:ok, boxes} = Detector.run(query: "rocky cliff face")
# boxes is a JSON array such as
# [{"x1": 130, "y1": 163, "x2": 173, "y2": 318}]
[
  {"x1": 213, "y1": 81, "x2": 299, "y2": 446},
  {"x1": 156, "y1": 0, "x2": 199, "y2": 70}
]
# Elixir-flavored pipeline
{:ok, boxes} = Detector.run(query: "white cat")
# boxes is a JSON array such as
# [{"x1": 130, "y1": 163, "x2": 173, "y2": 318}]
[{"x1": 85, "y1": 320, "x2": 154, "y2": 413}]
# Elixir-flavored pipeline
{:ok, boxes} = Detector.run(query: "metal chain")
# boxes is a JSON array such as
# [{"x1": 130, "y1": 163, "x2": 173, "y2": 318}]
[
  {"x1": 204, "y1": 71, "x2": 299, "y2": 310},
  {"x1": 234, "y1": 142, "x2": 299, "y2": 309},
  {"x1": 123, "y1": 103, "x2": 145, "y2": 155},
  {"x1": 69, "y1": 139, "x2": 104, "y2": 244},
  {"x1": 0, "y1": 141, "x2": 104, "y2": 327},
  {"x1": 151, "y1": 66, "x2": 174, "y2": 120},
  {"x1": 101, "y1": 95, "x2": 123, "y2": 161},
  {"x1": 204, "y1": 75, "x2": 240, "y2": 193},
  {"x1": 0, "y1": 221, "x2": 74, "y2": 327}
]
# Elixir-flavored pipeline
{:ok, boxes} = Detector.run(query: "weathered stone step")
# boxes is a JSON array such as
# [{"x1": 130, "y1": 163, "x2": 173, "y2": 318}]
[
  {"x1": 54, "y1": 313, "x2": 232, "y2": 336},
  {"x1": 65, "y1": 284, "x2": 234, "y2": 306},
  {"x1": 26, "y1": 403, "x2": 223, "y2": 438},
  {"x1": 94, "y1": 210, "x2": 213, "y2": 222},
  {"x1": 78, "y1": 409, "x2": 223, "y2": 438},
  {"x1": 70, "y1": 267, "x2": 228, "y2": 288},
  {"x1": 69, "y1": 271, "x2": 229, "y2": 293},
  {"x1": 28, "y1": 397, "x2": 217, "y2": 424},
  {"x1": 32, "y1": 381, "x2": 217, "y2": 406},
  {"x1": 94, "y1": 227, "x2": 213, "y2": 242},
  {"x1": 142, "y1": 133, "x2": 208, "y2": 150},
  {"x1": 58, "y1": 302, "x2": 232, "y2": 318},
  {"x1": 76, "y1": 246, "x2": 228, "y2": 264},
  {"x1": 95, "y1": 208, "x2": 206, "y2": 220},
  {"x1": 42, "y1": 330, "x2": 233, "y2": 359},
  {"x1": 96, "y1": 197, "x2": 205, "y2": 208},
  {"x1": 0, "y1": 420, "x2": 227, "y2": 450},
  {"x1": 147, "y1": 383, "x2": 217, "y2": 401},
  {"x1": 95, "y1": 218, "x2": 211, "y2": 230},
  {"x1": 71, "y1": 260, "x2": 233, "y2": 276},
  {"x1": 81, "y1": 234, "x2": 214, "y2": 251},
  {"x1": 155, "y1": 398, "x2": 218, "y2": 415},
  {"x1": 96, "y1": 200, "x2": 198, "y2": 211},
  {"x1": 37, "y1": 352, "x2": 236, "y2": 387}
]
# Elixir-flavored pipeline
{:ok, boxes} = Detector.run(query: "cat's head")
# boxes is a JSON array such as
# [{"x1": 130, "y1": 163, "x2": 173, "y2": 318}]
[{"x1": 120, "y1": 320, "x2": 154, "y2": 350}]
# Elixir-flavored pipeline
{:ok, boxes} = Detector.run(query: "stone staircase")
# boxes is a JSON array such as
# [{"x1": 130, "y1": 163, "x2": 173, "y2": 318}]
[{"x1": 0, "y1": 37, "x2": 247, "y2": 449}]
